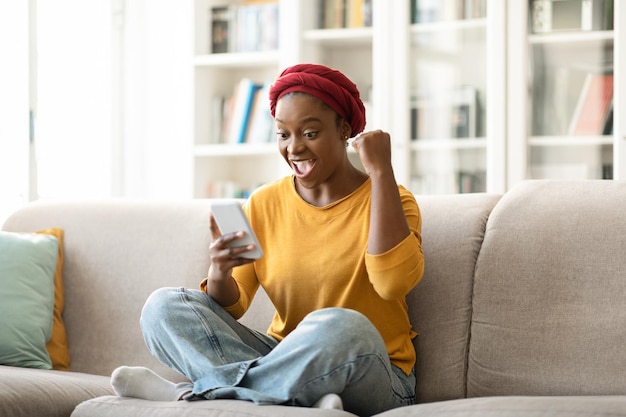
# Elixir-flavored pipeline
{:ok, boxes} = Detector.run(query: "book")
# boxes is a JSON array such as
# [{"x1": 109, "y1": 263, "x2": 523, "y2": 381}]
[
  {"x1": 210, "y1": 96, "x2": 226, "y2": 143},
  {"x1": 245, "y1": 82, "x2": 274, "y2": 144},
  {"x1": 567, "y1": 72, "x2": 613, "y2": 136},
  {"x1": 319, "y1": 0, "x2": 371, "y2": 28},
  {"x1": 211, "y1": 1, "x2": 278, "y2": 54},
  {"x1": 258, "y1": 2, "x2": 279, "y2": 51},
  {"x1": 465, "y1": 0, "x2": 486, "y2": 19},
  {"x1": 603, "y1": 105, "x2": 613, "y2": 135},
  {"x1": 220, "y1": 95, "x2": 235, "y2": 144},
  {"x1": 226, "y1": 79, "x2": 262, "y2": 144},
  {"x1": 239, "y1": 1, "x2": 279, "y2": 52},
  {"x1": 458, "y1": 170, "x2": 486, "y2": 193},
  {"x1": 346, "y1": 0, "x2": 372, "y2": 27},
  {"x1": 411, "y1": 85, "x2": 479, "y2": 140},
  {"x1": 531, "y1": 0, "x2": 614, "y2": 34},
  {"x1": 450, "y1": 86, "x2": 479, "y2": 138},
  {"x1": 412, "y1": 0, "x2": 466, "y2": 23},
  {"x1": 411, "y1": 0, "x2": 485, "y2": 23},
  {"x1": 236, "y1": 4, "x2": 260, "y2": 52},
  {"x1": 412, "y1": 0, "x2": 438, "y2": 23},
  {"x1": 602, "y1": 162, "x2": 613, "y2": 179},
  {"x1": 210, "y1": 6, "x2": 234, "y2": 53},
  {"x1": 320, "y1": 0, "x2": 343, "y2": 28}
]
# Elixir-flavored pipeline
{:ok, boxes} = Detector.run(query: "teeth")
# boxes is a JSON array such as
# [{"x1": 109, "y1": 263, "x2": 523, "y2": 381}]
[
  {"x1": 292, "y1": 159, "x2": 315, "y2": 176},
  {"x1": 292, "y1": 159, "x2": 314, "y2": 168}
]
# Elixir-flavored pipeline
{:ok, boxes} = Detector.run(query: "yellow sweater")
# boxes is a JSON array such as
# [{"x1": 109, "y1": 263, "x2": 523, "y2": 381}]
[{"x1": 204, "y1": 175, "x2": 424, "y2": 375}]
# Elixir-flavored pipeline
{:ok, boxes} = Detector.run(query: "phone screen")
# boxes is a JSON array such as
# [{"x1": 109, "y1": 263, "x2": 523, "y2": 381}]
[{"x1": 211, "y1": 201, "x2": 263, "y2": 259}]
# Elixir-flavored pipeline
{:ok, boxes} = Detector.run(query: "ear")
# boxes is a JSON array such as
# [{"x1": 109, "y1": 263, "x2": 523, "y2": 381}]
[{"x1": 340, "y1": 119, "x2": 352, "y2": 139}]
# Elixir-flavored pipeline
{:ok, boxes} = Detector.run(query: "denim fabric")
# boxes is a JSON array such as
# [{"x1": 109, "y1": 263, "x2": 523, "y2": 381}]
[{"x1": 140, "y1": 287, "x2": 416, "y2": 416}]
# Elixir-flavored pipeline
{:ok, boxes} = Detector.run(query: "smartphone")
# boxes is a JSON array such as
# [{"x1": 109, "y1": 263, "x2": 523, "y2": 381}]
[{"x1": 210, "y1": 201, "x2": 263, "y2": 259}]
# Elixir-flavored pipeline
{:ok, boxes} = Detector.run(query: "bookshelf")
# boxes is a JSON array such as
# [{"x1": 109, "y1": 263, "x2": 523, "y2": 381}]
[
  {"x1": 192, "y1": 0, "x2": 286, "y2": 198},
  {"x1": 191, "y1": 0, "x2": 625, "y2": 198},
  {"x1": 192, "y1": 0, "x2": 374, "y2": 198},
  {"x1": 407, "y1": 15, "x2": 487, "y2": 194},
  {"x1": 506, "y1": 0, "x2": 622, "y2": 185}
]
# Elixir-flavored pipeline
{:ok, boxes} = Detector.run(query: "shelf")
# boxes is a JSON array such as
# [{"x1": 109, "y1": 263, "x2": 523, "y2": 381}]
[
  {"x1": 529, "y1": 30, "x2": 614, "y2": 45},
  {"x1": 410, "y1": 138, "x2": 487, "y2": 151},
  {"x1": 410, "y1": 18, "x2": 487, "y2": 33},
  {"x1": 193, "y1": 51, "x2": 280, "y2": 68},
  {"x1": 194, "y1": 143, "x2": 277, "y2": 157},
  {"x1": 188, "y1": 0, "x2": 623, "y2": 198},
  {"x1": 303, "y1": 27, "x2": 373, "y2": 47},
  {"x1": 528, "y1": 135, "x2": 613, "y2": 147}
]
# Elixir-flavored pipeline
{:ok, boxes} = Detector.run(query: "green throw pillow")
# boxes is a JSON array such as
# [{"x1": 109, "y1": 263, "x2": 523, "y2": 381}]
[{"x1": 0, "y1": 231, "x2": 58, "y2": 369}]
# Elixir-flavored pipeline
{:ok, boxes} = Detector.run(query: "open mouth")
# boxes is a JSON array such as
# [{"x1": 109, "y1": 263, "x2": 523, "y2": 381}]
[{"x1": 291, "y1": 159, "x2": 316, "y2": 178}]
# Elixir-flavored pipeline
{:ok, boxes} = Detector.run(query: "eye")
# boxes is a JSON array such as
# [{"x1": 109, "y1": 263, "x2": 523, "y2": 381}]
[
  {"x1": 303, "y1": 130, "x2": 317, "y2": 139},
  {"x1": 276, "y1": 130, "x2": 288, "y2": 140}
]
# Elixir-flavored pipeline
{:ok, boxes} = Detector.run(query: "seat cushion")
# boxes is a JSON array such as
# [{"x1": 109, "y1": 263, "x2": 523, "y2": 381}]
[
  {"x1": 71, "y1": 396, "x2": 357, "y2": 417},
  {"x1": 0, "y1": 365, "x2": 113, "y2": 417},
  {"x1": 375, "y1": 396, "x2": 626, "y2": 417}
]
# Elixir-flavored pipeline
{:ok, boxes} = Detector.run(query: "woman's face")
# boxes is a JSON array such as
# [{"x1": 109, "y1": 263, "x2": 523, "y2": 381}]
[{"x1": 274, "y1": 93, "x2": 350, "y2": 190}]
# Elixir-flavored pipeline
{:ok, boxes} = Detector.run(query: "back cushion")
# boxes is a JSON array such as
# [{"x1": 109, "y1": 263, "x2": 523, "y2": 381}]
[
  {"x1": 3, "y1": 200, "x2": 216, "y2": 381},
  {"x1": 409, "y1": 193, "x2": 500, "y2": 403},
  {"x1": 469, "y1": 180, "x2": 626, "y2": 396}
]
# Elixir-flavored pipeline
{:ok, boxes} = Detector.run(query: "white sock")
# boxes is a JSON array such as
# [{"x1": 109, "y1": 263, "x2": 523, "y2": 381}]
[
  {"x1": 313, "y1": 393, "x2": 343, "y2": 410},
  {"x1": 110, "y1": 366, "x2": 193, "y2": 401}
]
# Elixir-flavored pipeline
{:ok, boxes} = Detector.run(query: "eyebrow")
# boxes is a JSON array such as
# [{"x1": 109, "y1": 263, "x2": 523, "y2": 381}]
[{"x1": 275, "y1": 116, "x2": 322, "y2": 125}]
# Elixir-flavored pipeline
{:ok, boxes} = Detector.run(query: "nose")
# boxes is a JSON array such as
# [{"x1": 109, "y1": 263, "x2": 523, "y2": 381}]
[{"x1": 286, "y1": 135, "x2": 305, "y2": 155}]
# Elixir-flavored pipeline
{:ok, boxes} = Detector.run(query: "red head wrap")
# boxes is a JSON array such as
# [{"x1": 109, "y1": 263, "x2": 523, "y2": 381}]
[{"x1": 269, "y1": 63, "x2": 366, "y2": 136}]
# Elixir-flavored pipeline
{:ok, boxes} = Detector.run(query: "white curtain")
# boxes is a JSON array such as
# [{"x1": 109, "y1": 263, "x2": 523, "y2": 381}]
[
  {"x1": 35, "y1": 0, "x2": 113, "y2": 199},
  {"x1": 0, "y1": 2, "x2": 31, "y2": 225}
]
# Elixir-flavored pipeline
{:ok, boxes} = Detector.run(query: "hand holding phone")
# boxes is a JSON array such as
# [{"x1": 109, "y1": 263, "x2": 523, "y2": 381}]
[{"x1": 210, "y1": 201, "x2": 263, "y2": 259}]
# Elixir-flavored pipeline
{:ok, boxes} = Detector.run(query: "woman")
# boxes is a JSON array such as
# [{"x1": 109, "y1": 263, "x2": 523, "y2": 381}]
[{"x1": 111, "y1": 63, "x2": 424, "y2": 416}]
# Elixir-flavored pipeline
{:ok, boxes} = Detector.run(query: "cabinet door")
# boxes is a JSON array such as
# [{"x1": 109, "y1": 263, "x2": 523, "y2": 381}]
[
  {"x1": 514, "y1": 0, "x2": 617, "y2": 183},
  {"x1": 406, "y1": 0, "x2": 497, "y2": 194}
]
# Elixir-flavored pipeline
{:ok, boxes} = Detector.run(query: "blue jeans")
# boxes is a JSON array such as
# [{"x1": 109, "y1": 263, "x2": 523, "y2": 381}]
[{"x1": 140, "y1": 287, "x2": 416, "y2": 416}]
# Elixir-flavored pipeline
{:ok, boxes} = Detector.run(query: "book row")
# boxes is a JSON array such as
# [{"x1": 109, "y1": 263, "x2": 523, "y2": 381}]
[
  {"x1": 411, "y1": 170, "x2": 487, "y2": 194},
  {"x1": 319, "y1": 0, "x2": 373, "y2": 29},
  {"x1": 532, "y1": 63, "x2": 614, "y2": 137},
  {"x1": 210, "y1": 1, "x2": 278, "y2": 54},
  {"x1": 411, "y1": 85, "x2": 482, "y2": 140},
  {"x1": 410, "y1": 67, "x2": 614, "y2": 141},
  {"x1": 568, "y1": 71, "x2": 613, "y2": 136},
  {"x1": 211, "y1": 71, "x2": 612, "y2": 145},
  {"x1": 204, "y1": 180, "x2": 260, "y2": 199},
  {"x1": 530, "y1": 0, "x2": 613, "y2": 34},
  {"x1": 211, "y1": 79, "x2": 274, "y2": 145},
  {"x1": 411, "y1": 0, "x2": 487, "y2": 24}
]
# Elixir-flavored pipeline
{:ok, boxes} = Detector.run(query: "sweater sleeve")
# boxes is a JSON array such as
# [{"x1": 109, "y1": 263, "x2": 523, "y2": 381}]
[
  {"x1": 226, "y1": 262, "x2": 259, "y2": 319},
  {"x1": 365, "y1": 189, "x2": 424, "y2": 300},
  {"x1": 198, "y1": 261, "x2": 259, "y2": 320}
]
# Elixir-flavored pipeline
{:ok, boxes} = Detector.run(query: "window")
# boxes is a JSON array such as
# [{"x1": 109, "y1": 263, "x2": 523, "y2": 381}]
[
  {"x1": 0, "y1": 2, "x2": 30, "y2": 224},
  {"x1": 36, "y1": 0, "x2": 114, "y2": 198}
]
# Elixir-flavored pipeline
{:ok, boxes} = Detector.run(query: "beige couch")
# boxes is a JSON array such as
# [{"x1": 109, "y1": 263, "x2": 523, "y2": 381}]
[{"x1": 2, "y1": 180, "x2": 626, "y2": 417}]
